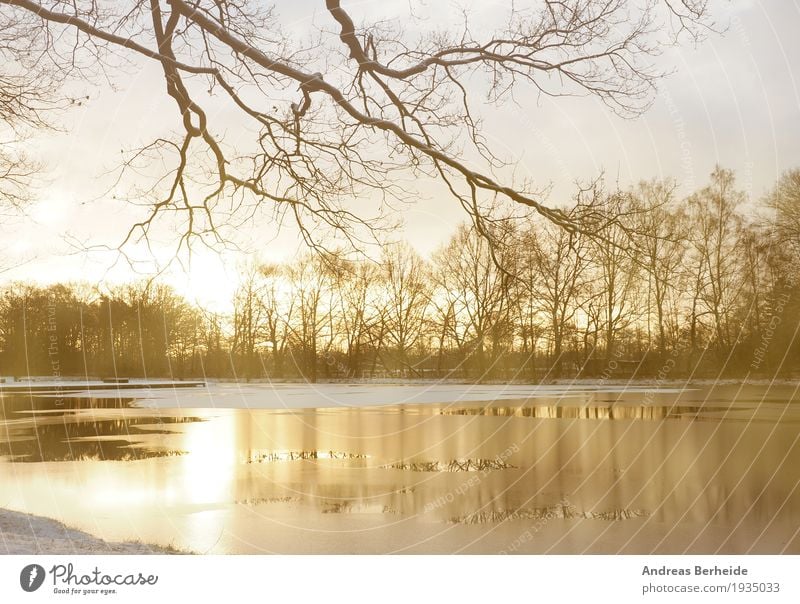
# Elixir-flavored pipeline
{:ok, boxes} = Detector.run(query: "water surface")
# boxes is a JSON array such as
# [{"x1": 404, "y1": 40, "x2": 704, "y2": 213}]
[{"x1": 1, "y1": 383, "x2": 798, "y2": 553}]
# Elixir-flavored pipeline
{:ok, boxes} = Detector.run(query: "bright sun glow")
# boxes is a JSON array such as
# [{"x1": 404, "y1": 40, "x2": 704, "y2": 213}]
[{"x1": 166, "y1": 249, "x2": 240, "y2": 313}]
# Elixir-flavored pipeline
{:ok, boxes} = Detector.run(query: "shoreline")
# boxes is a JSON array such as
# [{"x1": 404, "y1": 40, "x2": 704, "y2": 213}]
[
  {"x1": 4, "y1": 376, "x2": 800, "y2": 387},
  {"x1": 203, "y1": 377, "x2": 800, "y2": 386},
  {"x1": 0, "y1": 508, "x2": 187, "y2": 555}
]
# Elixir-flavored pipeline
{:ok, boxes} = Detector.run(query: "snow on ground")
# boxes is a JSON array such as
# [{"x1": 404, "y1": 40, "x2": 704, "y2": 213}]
[
  {"x1": 0, "y1": 508, "x2": 184, "y2": 554},
  {"x1": 49, "y1": 382, "x2": 691, "y2": 409}
]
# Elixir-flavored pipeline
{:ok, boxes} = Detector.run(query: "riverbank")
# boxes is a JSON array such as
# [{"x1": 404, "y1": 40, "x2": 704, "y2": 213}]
[{"x1": 0, "y1": 508, "x2": 187, "y2": 555}]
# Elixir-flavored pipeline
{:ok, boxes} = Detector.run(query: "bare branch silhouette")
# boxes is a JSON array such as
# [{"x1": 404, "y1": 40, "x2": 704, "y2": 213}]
[{"x1": 0, "y1": 0, "x2": 713, "y2": 257}]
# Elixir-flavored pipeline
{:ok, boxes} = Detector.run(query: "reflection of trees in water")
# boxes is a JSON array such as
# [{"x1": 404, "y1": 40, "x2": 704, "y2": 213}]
[
  {"x1": 0, "y1": 396, "x2": 202, "y2": 462},
  {"x1": 321, "y1": 502, "x2": 396, "y2": 515},
  {"x1": 235, "y1": 496, "x2": 300, "y2": 505},
  {"x1": 245, "y1": 450, "x2": 369, "y2": 464},
  {"x1": 1, "y1": 434, "x2": 190, "y2": 462},
  {"x1": 383, "y1": 458, "x2": 516, "y2": 472},
  {"x1": 438, "y1": 404, "x2": 735, "y2": 421},
  {"x1": 0, "y1": 396, "x2": 138, "y2": 416},
  {"x1": 450, "y1": 504, "x2": 649, "y2": 525}
]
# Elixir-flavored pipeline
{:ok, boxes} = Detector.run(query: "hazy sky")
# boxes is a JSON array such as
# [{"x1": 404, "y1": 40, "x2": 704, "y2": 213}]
[{"x1": 1, "y1": 0, "x2": 799, "y2": 311}]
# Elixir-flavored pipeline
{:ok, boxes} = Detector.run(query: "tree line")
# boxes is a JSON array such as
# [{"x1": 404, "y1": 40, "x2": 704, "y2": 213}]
[{"x1": 2, "y1": 167, "x2": 800, "y2": 382}]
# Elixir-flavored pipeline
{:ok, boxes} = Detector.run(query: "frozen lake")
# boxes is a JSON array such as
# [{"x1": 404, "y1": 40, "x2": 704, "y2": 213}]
[{"x1": 1, "y1": 382, "x2": 799, "y2": 553}]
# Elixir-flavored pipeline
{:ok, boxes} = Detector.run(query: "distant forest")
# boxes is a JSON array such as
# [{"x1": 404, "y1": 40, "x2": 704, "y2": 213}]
[{"x1": 2, "y1": 167, "x2": 800, "y2": 382}]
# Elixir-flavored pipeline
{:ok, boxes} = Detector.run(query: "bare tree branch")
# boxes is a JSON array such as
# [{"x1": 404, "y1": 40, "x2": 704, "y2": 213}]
[{"x1": 0, "y1": 0, "x2": 714, "y2": 258}]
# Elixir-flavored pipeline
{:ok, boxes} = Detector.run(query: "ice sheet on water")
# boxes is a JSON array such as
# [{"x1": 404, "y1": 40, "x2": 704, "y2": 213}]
[{"x1": 111, "y1": 382, "x2": 690, "y2": 410}]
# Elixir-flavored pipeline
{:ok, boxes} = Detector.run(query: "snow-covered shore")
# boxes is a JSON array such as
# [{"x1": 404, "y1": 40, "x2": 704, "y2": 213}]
[{"x1": 0, "y1": 508, "x2": 186, "y2": 555}]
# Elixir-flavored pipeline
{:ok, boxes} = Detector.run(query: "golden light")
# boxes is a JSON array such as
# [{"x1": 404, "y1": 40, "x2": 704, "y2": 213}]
[{"x1": 167, "y1": 248, "x2": 240, "y2": 313}]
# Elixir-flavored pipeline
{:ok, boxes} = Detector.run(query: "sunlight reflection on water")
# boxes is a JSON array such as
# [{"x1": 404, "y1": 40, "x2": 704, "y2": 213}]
[{"x1": 1, "y1": 384, "x2": 799, "y2": 553}]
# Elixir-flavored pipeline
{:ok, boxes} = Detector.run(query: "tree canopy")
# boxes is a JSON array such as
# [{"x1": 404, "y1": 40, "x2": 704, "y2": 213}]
[{"x1": 0, "y1": 0, "x2": 713, "y2": 255}]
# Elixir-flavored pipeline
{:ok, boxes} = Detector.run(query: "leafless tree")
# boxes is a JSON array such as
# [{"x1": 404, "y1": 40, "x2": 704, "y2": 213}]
[
  {"x1": 286, "y1": 253, "x2": 333, "y2": 381},
  {"x1": 380, "y1": 242, "x2": 430, "y2": 377},
  {"x1": 0, "y1": 73, "x2": 45, "y2": 211},
  {"x1": 586, "y1": 189, "x2": 644, "y2": 358},
  {"x1": 632, "y1": 179, "x2": 687, "y2": 357},
  {"x1": 256, "y1": 263, "x2": 293, "y2": 377},
  {"x1": 766, "y1": 169, "x2": 800, "y2": 262},
  {"x1": 0, "y1": 0, "x2": 713, "y2": 258},
  {"x1": 1, "y1": 0, "x2": 88, "y2": 215},
  {"x1": 685, "y1": 166, "x2": 745, "y2": 354},
  {"x1": 328, "y1": 256, "x2": 377, "y2": 377},
  {"x1": 737, "y1": 223, "x2": 772, "y2": 350},
  {"x1": 433, "y1": 222, "x2": 515, "y2": 377},
  {"x1": 519, "y1": 213, "x2": 588, "y2": 376},
  {"x1": 230, "y1": 263, "x2": 270, "y2": 377}
]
